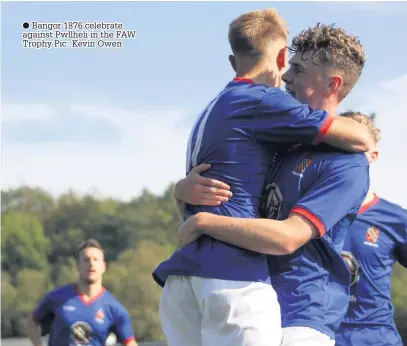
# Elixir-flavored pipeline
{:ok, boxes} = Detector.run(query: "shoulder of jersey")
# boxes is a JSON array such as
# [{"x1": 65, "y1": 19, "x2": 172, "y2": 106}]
[
  {"x1": 328, "y1": 151, "x2": 369, "y2": 166},
  {"x1": 304, "y1": 143, "x2": 365, "y2": 158},
  {"x1": 101, "y1": 289, "x2": 120, "y2": 305},
  {"x1": 306, "y1": 146, "x2": 369, "y2": 167},
  {"x1": 224, "y1": 83, "x2": 283, "y2": 106},
  {"x1": 48, "y1": 283, "x2": 75, "y2": 298},
  {"x1": 262, "y1": 86, "x2": 286, "y2": 95},
  {"x1": 376, "y1": 198, "x2": 407, "y2": 223}
]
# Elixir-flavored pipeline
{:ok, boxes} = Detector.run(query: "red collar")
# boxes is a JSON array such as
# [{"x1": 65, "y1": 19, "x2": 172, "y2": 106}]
[
  {"x1": 358, "y1": 194, "x2": 380, "y2": 215},
  {"x1": 74, "y1": 283, "x2": 106, "y2": 305},
  {"x1": 233, "y1": 77, "x2": 255, "y2": 84}
]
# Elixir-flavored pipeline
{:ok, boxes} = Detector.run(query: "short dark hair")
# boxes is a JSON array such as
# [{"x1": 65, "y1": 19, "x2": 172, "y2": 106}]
[
  {"x1": 289, "y1": 23, "x2": 365, "y2": 101},
  {"x1": 75, "y1": 238, "x2": 104, "y2": 259},
  {"x1": 228, "y1": 8, "x2": 288, "y2": 58}
]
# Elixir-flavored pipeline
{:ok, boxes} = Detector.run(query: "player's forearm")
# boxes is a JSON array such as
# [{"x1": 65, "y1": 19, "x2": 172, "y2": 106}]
[
  {"x1": 323, "y1": 116, "x2": 375, "y2": 152},
  {"x1": 27, "y1": 314, "x2": 42, "y2": 346},
  {"x1": 194, "y1": 213, "x2": 308, "y2": 255}
]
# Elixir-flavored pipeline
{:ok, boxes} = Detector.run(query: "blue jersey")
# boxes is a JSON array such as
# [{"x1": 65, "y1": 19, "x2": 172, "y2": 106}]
[
  {"x1": 336, "y1": 197, "x2": 407, "y2": 346},
  {"x1": 33, "y1": 284, "x2": 136, "y2": 346},
  {"x1": 153, "y1": 78, "x2": 332, "y2": 286},
  {"x1": 265, "y1": 145, "x2": 370, "y2": 339}
]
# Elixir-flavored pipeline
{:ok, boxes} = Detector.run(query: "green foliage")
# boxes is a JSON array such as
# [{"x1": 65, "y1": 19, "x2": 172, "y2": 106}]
[
  {"x1": 1, "y1": 185, "x2": 181, "y2": 341},
  {"x1": 2, "y1": 212, "x2": 50, "y2": 278},
  {"x1": 1, "y1": 187, "x2": 55, "y2": 222},
  {"x1": 54, "y1": 257, "x2": 79, "y2": 286},
  {"x1": 392, "y1": 263, "x2": 407, "y2": 342},
  {"x1": 1, "y1": 272, "x2": 18, "y2": 337},
  {"x1": 2, "y1": 184, "x2": 406, "y2": 343},
  {"x1": 12, "y1": 269, "x2": 53, "y2": 336},
  {"x1": 104, "y1": 242, "x2": 171, "y2": 341}
]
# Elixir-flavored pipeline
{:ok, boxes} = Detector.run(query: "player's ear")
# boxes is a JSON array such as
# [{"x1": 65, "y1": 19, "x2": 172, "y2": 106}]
[
  {"x1": 229, "y1": 55, "x2": 237, "y2": 72},
  {"x1": 277, "y1": 46, "x2": 287, "y2": 71},
  {"x1": 370, "y1": 149, "x2": 379, "y2": 163},
  {"x1": 365, "y1": 148, "x2": 379, "y2": 164},
  {"x1": 327, "y1": 75, "x2": 343, "y2": 97}
]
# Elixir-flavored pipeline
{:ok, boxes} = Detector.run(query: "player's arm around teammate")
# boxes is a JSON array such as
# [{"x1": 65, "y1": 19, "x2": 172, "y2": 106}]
[
  {"x1": 174, "y1": 163, "x2": 315, "y2": 253},
  {"x1": 173, "y1": 113, "x2": 376, "y2": 219},
  {"x1": 169, "y1": 22, "x2": 375, "y2": 346},
  {"x1": 156, "y1": 11, "x2": 375, "y2": 346},
  {"x1": 176, "y1": 158, "x2": 369, "y2": 255}
]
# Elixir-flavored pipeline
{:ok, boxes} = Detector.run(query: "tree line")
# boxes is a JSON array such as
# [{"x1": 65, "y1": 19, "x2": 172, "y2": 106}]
[{"x1": 1, "y1": 186, "x2": 406, "y2": 343}]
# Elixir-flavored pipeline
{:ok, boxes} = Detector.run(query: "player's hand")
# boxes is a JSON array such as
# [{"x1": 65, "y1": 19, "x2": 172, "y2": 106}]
[
  {"x1": 174, "y1": 163, "x2": 232, "y2": 206},
  {"x1": 177, "y1": 215, "x2": 202, "y2": 249}
]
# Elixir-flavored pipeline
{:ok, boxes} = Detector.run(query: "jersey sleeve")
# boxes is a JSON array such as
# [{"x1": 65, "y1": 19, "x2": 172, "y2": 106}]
[
  {"x1": 394, "y1": 208, "x2": 407, "y2": 268},
  {"x1": 253, "y1": 88, "x2": 333, "y2": 145},
  {"x1": 290, "y1": 155, "x2": 370, "y2": 237},
  {"x1": 112, "y1": 303, "x2": 136, "y2": 345},
  {"x1": 33, "y1": 291, "x2": 54, "y2": 323}
]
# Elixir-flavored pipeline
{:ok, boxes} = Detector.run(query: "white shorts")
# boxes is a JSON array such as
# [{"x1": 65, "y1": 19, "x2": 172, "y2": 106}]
[
  {"x1": 159, "y1": 275, "x2": 282, "y2": 346},
  {"x1": 281, "y1": 326, "x2": 335, "y2": 346}
]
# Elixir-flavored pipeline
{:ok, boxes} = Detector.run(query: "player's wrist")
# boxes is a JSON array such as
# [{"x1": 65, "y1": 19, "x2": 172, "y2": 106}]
[
  {"x1": 194, "y1": 212, "x2": 212, "y2": 233},
  {"x1": 174, "y1": 178, "x2": 192, "y2": 203}
]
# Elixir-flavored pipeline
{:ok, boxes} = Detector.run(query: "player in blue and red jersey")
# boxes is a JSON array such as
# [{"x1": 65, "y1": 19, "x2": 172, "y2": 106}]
[
  {"x1": 153, "y1": 9, "x2": 374, "y2": 346},
  {"x1": 27, "y1": 239, "x2": 138, "y2": 346},
  {"x1": 334, "y1": 112, "x2": 407, "y2": 346},
  {"x1": 173, "y1": 24, "x2": 372, "y2": 346}
]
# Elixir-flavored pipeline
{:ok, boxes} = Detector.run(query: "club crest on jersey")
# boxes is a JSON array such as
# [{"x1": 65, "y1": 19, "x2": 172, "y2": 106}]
[
  {"x1": 70, "y1": 321, "x2": 93, "y2": 345},
  {"x1": 364, "y1": 227, "x2": 380, "y2": 248},
  {"x1": 292, "y1": 156, "x2": 313, "y2": 177},
  {"x1": 95, "y1": 308, "x2": 104, "y2": 323}
]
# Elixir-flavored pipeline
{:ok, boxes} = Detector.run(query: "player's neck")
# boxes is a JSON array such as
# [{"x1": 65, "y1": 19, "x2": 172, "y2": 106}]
[
  {"x1": 236, "y1": 67, "x2": 281, "y2": 88},
  {"x1": 312, "y1": 99, "x2": 338, "y2": 116},
  {"x1": 362, "y1": 191, "x2": 376, "y2": 206},
  {"x1": 76, "y1": 280, "x2": 103, "y2": 300}
]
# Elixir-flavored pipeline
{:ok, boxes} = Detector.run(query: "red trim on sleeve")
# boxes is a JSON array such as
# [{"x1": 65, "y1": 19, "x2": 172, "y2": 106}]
[
  {"x1": 312, "y1": 114, "x2": 334, "y2": 145},
  {"x1": 291, "y1": 206, "x2": 326, "y2": 237},
  {"x1": 358, "y1": 193, "x2": 380, "y2": 215},
  {"x1": 124, "y1": 336, "x2": 136, "y2": 344},
  {"x1": 233, "y1": 77, "x2": 255, "y2": 84}
]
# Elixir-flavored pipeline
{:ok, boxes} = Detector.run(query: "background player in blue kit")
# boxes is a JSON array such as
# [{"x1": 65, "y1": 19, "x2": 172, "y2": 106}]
[
  {"x1": 174, "y1": 23, "x2": 372, "y2": 346},
  {"x1": 153, "y1": 9, "x2": 375, "y2": 346},
  {"x1": 335, "y1": 112, "x2": 407, "y2": 346},
  {"x1": 27, "y1": 239, "x2": 138, "y2": 346}
]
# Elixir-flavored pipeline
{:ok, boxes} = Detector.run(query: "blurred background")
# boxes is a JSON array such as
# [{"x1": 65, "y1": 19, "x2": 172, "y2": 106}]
[{"x1": 2, "y1": 1, "x2": 407, "y2": 344}]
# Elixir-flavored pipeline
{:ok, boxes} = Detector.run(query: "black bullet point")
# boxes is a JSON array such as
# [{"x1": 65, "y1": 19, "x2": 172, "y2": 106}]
[{"x1": 23, "y1": 22, "x2": 29, "y2": 29}]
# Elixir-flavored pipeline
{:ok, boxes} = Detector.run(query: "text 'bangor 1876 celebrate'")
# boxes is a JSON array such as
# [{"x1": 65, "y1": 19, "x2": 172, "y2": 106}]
[{"x1": 21, "y1": 21, "x2": 137, "y2": 49}]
